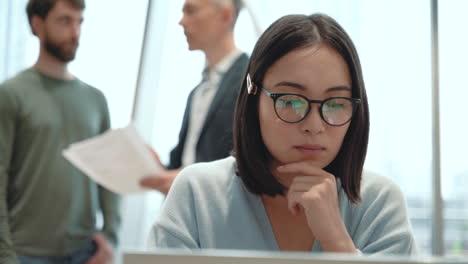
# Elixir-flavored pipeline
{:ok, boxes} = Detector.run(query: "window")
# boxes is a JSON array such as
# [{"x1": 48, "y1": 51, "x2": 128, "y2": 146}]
[{"x1": 440, "y1": 0, "x2": 468, "y2": 255}]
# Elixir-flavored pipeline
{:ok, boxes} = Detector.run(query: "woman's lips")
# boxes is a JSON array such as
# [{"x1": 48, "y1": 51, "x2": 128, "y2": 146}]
[{"x1": 295, "y1": 145, "x2": 325, "y2": 155}]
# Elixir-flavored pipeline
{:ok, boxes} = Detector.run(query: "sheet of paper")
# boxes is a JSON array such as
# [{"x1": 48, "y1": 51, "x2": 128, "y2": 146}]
[{"x1": 63, "y1": 123, "x2": 162, "y2": 194}]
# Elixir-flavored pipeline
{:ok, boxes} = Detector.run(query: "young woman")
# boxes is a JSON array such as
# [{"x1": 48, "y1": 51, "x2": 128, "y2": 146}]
[{"x1": 150, "y1": 13, "x2": 417, "y2": 255}]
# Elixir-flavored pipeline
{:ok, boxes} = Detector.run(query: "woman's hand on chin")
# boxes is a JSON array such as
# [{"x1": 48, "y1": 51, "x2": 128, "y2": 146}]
[{"x1": 278, "y1": 161, "x2": 357, "y2": 253}]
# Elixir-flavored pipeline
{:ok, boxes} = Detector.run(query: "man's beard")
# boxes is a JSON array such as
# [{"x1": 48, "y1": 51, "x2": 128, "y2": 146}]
[{"x1": 44, "y1": 34, "x2": 79, "y2": 62}]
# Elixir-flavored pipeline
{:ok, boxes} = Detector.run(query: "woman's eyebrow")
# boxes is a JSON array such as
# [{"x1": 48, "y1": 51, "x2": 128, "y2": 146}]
[
  {"x1": 326, "y1": 86, "x2": 352, "y2": 93},
  {"x1": 273, "y1": 81, "x2": 305, "y2": 90},
  {"x1": 273, "y1": 82, "x2": 351, "y2": 93}
]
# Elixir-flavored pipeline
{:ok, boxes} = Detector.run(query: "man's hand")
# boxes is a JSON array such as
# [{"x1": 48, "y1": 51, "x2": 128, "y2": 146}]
[
  {"x1": 85, "y1": 233, "x2": 113, "y2": 264},
  {"x1": 140, "y1": 169, "x2": 180, "y2": 195},
  {"x1": 147, "y1": 145, "x2": 164, "y2": 168},
  {"x1": 140, "y1": 146, "x2": 180, "y2": 195}
]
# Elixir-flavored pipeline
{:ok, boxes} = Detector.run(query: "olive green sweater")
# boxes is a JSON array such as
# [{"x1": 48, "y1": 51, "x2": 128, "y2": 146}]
[{"x1": 0, "y1": 69, "x2": 121, "y2": 263}]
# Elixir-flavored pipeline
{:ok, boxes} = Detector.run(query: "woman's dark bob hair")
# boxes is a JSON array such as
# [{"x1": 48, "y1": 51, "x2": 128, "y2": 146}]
[{"x1": 233, "y1": 13, "x2": 369, "y2": 203}]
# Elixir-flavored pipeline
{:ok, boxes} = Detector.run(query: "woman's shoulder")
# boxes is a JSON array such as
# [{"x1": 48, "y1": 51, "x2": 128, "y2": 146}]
[
  {"x1": 345, "y1": 171, "x2": 417, "y2": 254},
  {"x1": 170, "y1": 156, "x2": 237, "y2": 195},
  {"x1": 359, "y1": 170, "x2": 406, "y2": 205},
  {"x1": 361, "y1": 170, "x2": 400, "y2": 189}
]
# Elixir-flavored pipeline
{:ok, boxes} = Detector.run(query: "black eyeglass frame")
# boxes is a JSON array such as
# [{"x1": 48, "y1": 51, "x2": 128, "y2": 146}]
[{"x1": 261, "y1": 88, "x2": 361, "y2": 126}]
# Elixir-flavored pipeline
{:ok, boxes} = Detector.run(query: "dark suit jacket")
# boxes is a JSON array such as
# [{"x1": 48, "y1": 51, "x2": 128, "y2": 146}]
[{"x1": 167, "y1": 53, "x2": 249, "y2": 169}]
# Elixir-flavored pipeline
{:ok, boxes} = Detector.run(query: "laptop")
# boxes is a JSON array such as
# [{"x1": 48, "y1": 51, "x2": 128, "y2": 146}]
[{"x1": 123, "y1": 249, "x2": 467, "y2": 264}]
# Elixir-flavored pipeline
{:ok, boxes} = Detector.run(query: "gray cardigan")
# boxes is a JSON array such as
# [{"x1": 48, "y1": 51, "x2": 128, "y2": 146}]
[{"x1": 151, "y1": 157, "x2": 417, "y2": 255}]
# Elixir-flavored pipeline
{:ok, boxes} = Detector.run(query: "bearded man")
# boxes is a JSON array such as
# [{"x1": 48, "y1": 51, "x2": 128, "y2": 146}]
[{"x1": 0, "y1": 1, "x2": 121, "y2": 263}]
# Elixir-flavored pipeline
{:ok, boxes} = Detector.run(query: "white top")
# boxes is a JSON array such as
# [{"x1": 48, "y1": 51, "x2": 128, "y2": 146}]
[
  {"x1": 150, "y1": 157, "x2": 418, "y2": 255},
  {"x1": 181, "y1": 49, "x2": 243, "y2": 167}
]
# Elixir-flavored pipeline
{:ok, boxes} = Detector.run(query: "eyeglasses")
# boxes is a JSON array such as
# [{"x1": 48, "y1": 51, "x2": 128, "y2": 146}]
[{"x1": 261, "y1": 88, "x2": 361, "y2": 126}]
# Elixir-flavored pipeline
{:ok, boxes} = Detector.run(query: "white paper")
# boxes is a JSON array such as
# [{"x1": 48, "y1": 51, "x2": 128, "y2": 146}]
[{"x1": 63, "y1": 123, "x2": 162, "y2": 194}]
